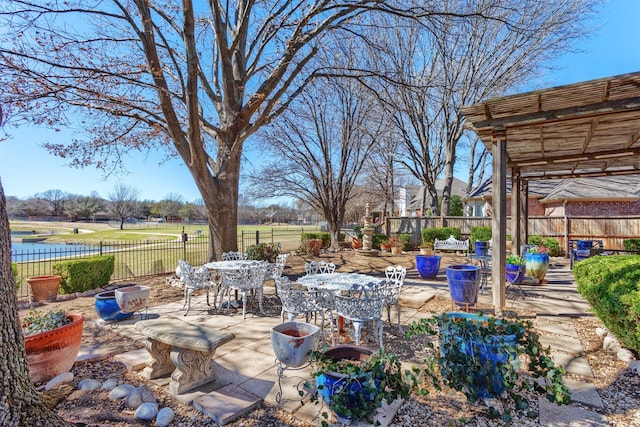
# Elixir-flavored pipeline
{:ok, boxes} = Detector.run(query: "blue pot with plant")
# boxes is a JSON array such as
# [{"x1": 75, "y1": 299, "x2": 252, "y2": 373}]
[{"x1": 505, "y1": 254, "x2": 526, "y2": 284}]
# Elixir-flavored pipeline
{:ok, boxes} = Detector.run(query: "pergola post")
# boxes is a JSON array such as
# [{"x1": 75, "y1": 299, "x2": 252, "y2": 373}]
[
  {"x1": 511, "y1": 170, "x2": 521, "y2": 255},
  {"x1": 491, "y1": 129, "x2": 507, "y2": 315}
]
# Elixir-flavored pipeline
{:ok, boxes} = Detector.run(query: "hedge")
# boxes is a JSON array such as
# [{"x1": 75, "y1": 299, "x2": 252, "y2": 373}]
[
  {"x1": 421, "y1": 227, "x2": 461, "y2": 245},
  {"x1": 53, "y1": 255, "x2": 115, "y2": 294},
  {"x1": 574, "y1": 255, "x2": 640, "y2": 353}
]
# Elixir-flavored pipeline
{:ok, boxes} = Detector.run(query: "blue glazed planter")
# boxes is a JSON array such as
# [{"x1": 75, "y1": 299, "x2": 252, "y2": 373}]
[
  {"x1": 445, "y1": 265, "x2": 480, "y2": 308},
  {"x1": 315, "y1": 345, "x2": 377, "y2": 420},
  {"x1": 524, "y1": 252, "x2": 550, "y2": 284},
  {"x1": 505, "y1": 263, "x2": 525, "y2": 284},
  {"x1": 415, "y1": 255, "x2": 442, "y2": 279},
  {"x1": 439, "y1": 312, "x2": 517, "y2": 398},
  {"x1": 577, "y1": 240, "x2": 594, "y2": 250},
  {"x1": 474, "y1": 241, "x2": 489, "y2": 256},
  {"x1": 95, "y1": 290, "x2": 133, "y2": 321}
]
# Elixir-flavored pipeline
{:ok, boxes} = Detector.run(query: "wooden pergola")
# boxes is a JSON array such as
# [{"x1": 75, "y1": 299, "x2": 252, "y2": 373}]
[{"x1": 461, "y1": 71, "x2": 640, "y2": 314}]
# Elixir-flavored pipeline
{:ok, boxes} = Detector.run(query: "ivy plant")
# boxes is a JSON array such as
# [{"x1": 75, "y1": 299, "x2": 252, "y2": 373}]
[
  {"x1": 407, "y1": 312, "x2": 570, "y2": 422},
  {"x1": 307, "y1": 349, "x2": 418, "y2": 426}
]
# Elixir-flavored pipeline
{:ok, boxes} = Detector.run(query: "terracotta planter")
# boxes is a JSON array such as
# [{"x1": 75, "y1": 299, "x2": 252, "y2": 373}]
[
  {"x1": 27, "y1": 275, "x2": 62, "y2": 302},
  {"x1": 379, "y1": 243, "x2": 392, "y2": 252},
  {"x1": 24, "y1": 313, "x2": 84, "y2": 383},
  {"x1": 390, "y1": 246, "x2": 402, "y2": 255},
  {"x1": 305, "y1": 239, "x2": 322, "y2": 256}
]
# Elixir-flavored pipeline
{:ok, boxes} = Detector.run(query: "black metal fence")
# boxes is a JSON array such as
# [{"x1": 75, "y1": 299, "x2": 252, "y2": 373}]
[{"x1": 12, "y1": 229, "x2": 311, "y2": 300}]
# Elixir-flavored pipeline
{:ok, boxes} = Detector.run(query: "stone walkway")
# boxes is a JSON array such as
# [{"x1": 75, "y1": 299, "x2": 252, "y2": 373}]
[{"x1": 76, "y1": 260, "x2": 610, "y2": 426}]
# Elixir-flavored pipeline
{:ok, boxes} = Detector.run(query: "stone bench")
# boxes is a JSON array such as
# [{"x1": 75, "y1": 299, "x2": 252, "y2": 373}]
[
  {"x1": 135, "y1": 318, "x2": 235, "y2": 394},
  {"x1": 434, "y1": 235, "x2": 470, "y2": 255}
]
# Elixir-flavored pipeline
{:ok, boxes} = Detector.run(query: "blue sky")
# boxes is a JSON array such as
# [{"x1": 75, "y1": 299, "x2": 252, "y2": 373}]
[{"x1": 1, "y1": 0, "x2": 639, "y2": 202}]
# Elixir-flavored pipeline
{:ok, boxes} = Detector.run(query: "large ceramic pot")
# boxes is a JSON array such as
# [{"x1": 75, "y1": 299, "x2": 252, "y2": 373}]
[
  {"x1": 415, "y1": 255, "x2": 442, "y2": 279},
  {"x1": 445, "y1": 265, "x2": 480, "y2": 308},
  {"x1": 271, "y1": 321, "x2": 321, "y2": 368},
  {"x1": 115, "y1": 285, "x2": 151, "y2": 313},
  {"x1": 505, "y1": 263, "x2": 525, "y2": 284},
  {"x1": 27, "y1": 275, "x2": 62, "y2": 302},
  {"x1": 24, "y1": 313, "x2": 84, "y2": 383},
  {"x1": 439, "y1": 312, "x2": 517, "y2": 398},
  {"x1": 474, "y1": 241, "x2": 489, "y2": 256},
  {"x1": 95, "y1": 290, "x2": 133, "y2": 321},
  {"x1": 315, "y1": 345, "x2": 376, "y2": 413},
  {"x1": 524, "y1": 252, "x2": 550, "y2": 284}
]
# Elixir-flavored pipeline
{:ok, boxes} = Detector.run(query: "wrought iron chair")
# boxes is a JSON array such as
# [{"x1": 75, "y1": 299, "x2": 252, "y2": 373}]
[
  {"x1": 384, "y1": 265, "x2": 407, "y2": 332},
  {"x1": 333, "y1": 282, "x2": 386, "y2": 350},
  {"x1": 220, "y1": 261, "x2": 268, "y2": 319},
  {"x1": 317, "y1": 261, "x2": 336, "y2": 274},
  {"x1": 275, "y1": 278, "x2": 335, "y2": 345},
  {"x1": 177, "y1": 260, "x2": 218, "y2": 316}
]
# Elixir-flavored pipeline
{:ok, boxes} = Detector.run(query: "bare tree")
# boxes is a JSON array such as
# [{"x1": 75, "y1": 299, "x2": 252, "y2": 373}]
[
  {"x1": 108, "y1": 183, "x2": 140, "y2": 229},
  {"x1": 365, "y1": 0, "x2": 597, "y2": 215},
  {"x1": 248, "y1": 72, "x2": 385, "y2": 248},
  {"x1": 38, "y1": 189, "x2": 67, "y2": 217},
  {"x1": 0, "y1": 179, "x2": 71, "y2": 425},
  {"x1": 156, "y1": 193, "x2": 184, "y2": 221}
]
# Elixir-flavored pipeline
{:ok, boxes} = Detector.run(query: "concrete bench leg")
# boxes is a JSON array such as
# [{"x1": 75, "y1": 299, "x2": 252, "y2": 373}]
[
  {"x1": 169, "y1": 347, "x2": 217, "y2": 394},
  {"x1": 141, "y1": 339, "x2": 174, "y2": 379}
]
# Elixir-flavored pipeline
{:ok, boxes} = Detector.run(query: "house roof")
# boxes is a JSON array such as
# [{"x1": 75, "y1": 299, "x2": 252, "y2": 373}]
[
  {"x1": 464, "y1": 175, "x2": 640, "y2": 203},
  {"x1": 464, "y1": 178, "x2": 560, "y2": 200},
  {"x1": 539, "y1": 175, "x2": 640, "y2": 203}
]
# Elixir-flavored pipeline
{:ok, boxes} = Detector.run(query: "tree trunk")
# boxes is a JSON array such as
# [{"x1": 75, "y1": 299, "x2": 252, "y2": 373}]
[{"x1": 0, "y1": 179, "x2": 71, "y2": 426}]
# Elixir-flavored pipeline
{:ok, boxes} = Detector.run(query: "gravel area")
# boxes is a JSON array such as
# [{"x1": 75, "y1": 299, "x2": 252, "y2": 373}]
[{"x1": 20, "y1": 251, "x2": 640, "y2": 426}]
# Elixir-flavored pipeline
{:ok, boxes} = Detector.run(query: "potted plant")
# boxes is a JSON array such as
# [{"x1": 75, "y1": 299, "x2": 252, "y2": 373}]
[
  {"x1": 309, "y1": 345, "x2": 415, "y2": 425},
  {"x1": 471, "y1": 226, "x2": 492, "y2": 256},
  {"x1": 505, "y1": 254, "x2": 526, "y2": 284},
  {"x1": 27, "y1": 274, "x2": 62, "y2": 302},
  {"x1": 407, "y1": 312, "x2": 570, "y2": 419},
  {"x1": 21, "y1": 310, "x2": 85, "y2": 384},
  {"x1": 524, "y1": 245, "x2": 551, "y2": 284},
  {"x1": 379, "y1": 237, "x2": 392, "y2": 252},
  {"x1": 389, "y1": 235, "x2": 407, "y2": 255}
]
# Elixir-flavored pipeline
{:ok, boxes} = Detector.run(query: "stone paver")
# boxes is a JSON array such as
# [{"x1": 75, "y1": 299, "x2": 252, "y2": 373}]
[
  {"x1": 540, "y1": 334, "x2": 584, "y2": 355},
  {"x1": 564, "y1": 378, "x2": 604, "y2": 409},
  {"x1": 550, "y1": 350, "x2": 594, "y2": 378},
  {"x1": 537, "y1": 317, "x2": 580, "y2": 338},
  {"x1": 192, "y1": 384, "x2": 261, "y2": 426},
  {"x1": 113, "y1": 348, "x2": 148, "y2": 370},
  {"x1": 539, "y1": 398, "x2": 608, "y2": 427}
]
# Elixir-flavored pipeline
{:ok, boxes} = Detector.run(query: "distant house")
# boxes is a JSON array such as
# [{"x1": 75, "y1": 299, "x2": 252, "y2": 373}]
[
  {"x1": 380, "y1": 178, "x2": 468, "y2": 217},
  {"x1": 464, "y1": 176, "x2": 640, "y2": 217}
]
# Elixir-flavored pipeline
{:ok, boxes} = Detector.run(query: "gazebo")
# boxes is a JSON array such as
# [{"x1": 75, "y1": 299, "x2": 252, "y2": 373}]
[{"x1": 461, "y1": 71, "x2": 640, "y2": 314}]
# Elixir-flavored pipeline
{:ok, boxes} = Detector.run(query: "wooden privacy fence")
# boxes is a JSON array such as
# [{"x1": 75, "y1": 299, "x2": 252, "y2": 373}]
[{"x1": 385, "y1": 216, "x2": 640, "y2": 255}]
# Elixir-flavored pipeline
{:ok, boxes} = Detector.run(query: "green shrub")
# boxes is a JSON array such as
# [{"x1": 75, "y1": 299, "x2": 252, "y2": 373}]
[
  {"x1": 247, "y1": 242, "x2": 280, "y2": 263},
  {"x1": 623, "y1": 239, "x2": 640, "y2": 251},
  {"x1": 543, "y1": 238, "x2": 560, "y2": 256},
  {"x1": 372, "y1": 233, "x2": 388, "y2": 249},
  {"x1": 353, "y1": 226, "x2": 363, "y2": 239},
  {"x1": 53, "y1": 255, "x2": 115, "y2": 294},
  {"x1": 574, "y1": 255, "x2": 640, "y2": 353},
  {"x1": 421, "y1": 227, "x2": 461, "y2": 245},
  {"x1": 399, "y1": 233, "x2": 412, "y2": 251},
  {"x1": 11, "y1": 262, "x2": 19, "y2": 289},
  {"x1": 301, "y1": 232, "x2": 331, "y2": 247},
  {"x1": 470, "y1": 226, "x2": 492, "y2": 245},
  {"x1": 527, "y1": 235, "x2": 544, "y2": 246}
]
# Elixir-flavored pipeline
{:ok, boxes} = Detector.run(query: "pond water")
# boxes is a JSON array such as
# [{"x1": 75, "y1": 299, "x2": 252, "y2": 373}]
[{"x1": 11, "y1": 234, "x2": 99, "y2": 262}]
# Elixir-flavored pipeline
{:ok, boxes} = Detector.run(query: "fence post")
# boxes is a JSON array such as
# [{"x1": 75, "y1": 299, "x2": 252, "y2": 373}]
[
  {"x1": 183, "y1": 239, "x2": 187, "y2": 261},
  {"x1": 255, "y1": 230, "x2": 259, "y2": 245},
  {"x1": 99, "y1": 241, "x2": 103, "y2": 256}
]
